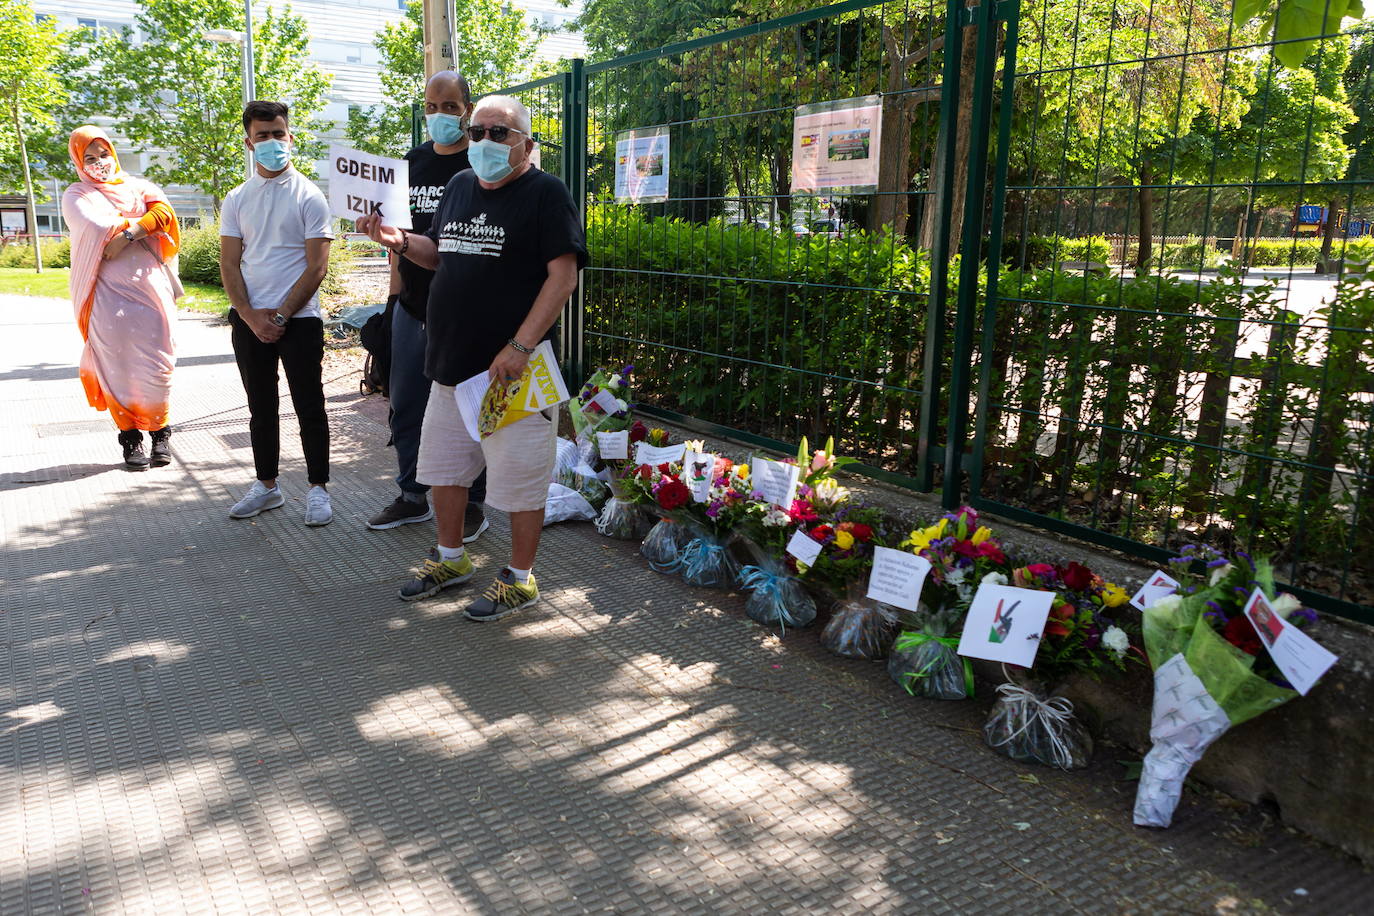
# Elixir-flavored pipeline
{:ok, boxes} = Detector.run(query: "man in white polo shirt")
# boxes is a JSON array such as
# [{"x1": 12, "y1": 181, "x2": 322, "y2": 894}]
[{"x1": 219, "y1": 100, "x2": 335, "y2": 526}]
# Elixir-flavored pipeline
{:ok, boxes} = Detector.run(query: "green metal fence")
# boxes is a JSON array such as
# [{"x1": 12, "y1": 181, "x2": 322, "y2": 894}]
[{"x1": 490, "y1": 0, "x2": 1373, "y2": 620}]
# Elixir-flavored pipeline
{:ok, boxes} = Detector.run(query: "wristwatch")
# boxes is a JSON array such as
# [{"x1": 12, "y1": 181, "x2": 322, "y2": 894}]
[{"x1": 269, "y1": 312, "x2": 288, "y2": 327}]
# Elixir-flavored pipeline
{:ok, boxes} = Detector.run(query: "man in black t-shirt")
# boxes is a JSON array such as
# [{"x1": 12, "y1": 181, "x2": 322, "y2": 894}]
[
  {"x1": 365, "y1": 70, "x2": 490, "y2": 538},
  {"x1": 358, "y1": 95, "x2": 586, "y2": 622}
]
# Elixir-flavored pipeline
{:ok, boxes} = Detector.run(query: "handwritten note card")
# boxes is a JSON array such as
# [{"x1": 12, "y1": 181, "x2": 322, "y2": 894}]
[
  {"x1": 596, "y1": 430, "x2": 629, "y2": 460},
  {"x1": 785, "y1": 528, "x2": 825, "y2": 567},
  {"x1": 635, "y1": 441, "x2": 685, "y2": 467},
  {"x1": 865, "y1": 546, "x2": 932, "y2": 613},
  {"x1": 682, "y1": 450, "x2": 715, "y2": 503},
  {"x1": 752, "y1": 458, "x2": 800, "y2": 509}
]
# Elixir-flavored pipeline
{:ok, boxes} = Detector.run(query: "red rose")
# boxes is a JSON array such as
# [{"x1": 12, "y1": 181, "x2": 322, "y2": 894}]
[
  {"x1": 952, "y1": 539, "x2": 978, "y2": 558},
  {"x1": 637, "y1": 464, "x2": 653, "y2": 480},
  {"x1": 1060, "y1": 562, "x2": 1093, "y2": 592},
  {"x1": 850, "y1": 523, "x2": 874, "y2": 542},
  {"x1": 977, "y1": 542, "x2": 1007, "y2": 564},
  {"x1": 656, "y1": 479, "x2": 690, "y2": 511},
  {"x1": 1044, "y1": 602, "x2": 1075, "y2": 638},
  {"x1": 629, "y1": 421, "x2": 648, "y2": 443},
  {"x1": 657, "y1": 463, "x2": 671, "y2": 475},
  {"x1": 809, "y1": 525, "x2": 834, "y2": 542},
  {"x1": 1222, "y1": 615, "x2": 1263, "y2": 656}
]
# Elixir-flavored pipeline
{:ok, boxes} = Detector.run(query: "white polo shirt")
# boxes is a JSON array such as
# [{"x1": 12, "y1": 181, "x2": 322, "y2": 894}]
[{"x1": 220, "y1": 167, "x2": 334, "y2": 319}]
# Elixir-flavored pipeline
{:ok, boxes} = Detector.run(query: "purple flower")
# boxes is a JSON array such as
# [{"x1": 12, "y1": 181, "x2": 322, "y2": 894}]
[
  {"x1": 1206, "y1": 558, "x2": 1230, "y2": 569},
  {"x1": 1290, "y1": 607, "x2": 1318, "y2": 626}
]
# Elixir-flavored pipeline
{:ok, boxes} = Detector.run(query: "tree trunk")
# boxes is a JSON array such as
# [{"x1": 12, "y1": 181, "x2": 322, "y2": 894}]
[
  {"x1": 12, "y1": 96, "x2": 43, "y2": 274},
  {"x1": 918, "y1": 9, "x2": 980, "y2": 251},
  {"x1": 1135, "y1": 160, "x2": 1153, "y2": 275}
]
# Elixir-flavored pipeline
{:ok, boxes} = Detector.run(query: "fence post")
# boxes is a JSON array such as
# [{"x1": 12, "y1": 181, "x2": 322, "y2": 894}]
[
  {"x1": 941, "y1": 0, "x2": 1005, "y2": 510},
  {"x1": 560, "y1": 59, "x2": 588, "y2": 384}
]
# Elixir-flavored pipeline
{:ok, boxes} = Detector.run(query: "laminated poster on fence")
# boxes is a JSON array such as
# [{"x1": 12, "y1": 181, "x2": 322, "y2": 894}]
[
  {"x1": 1243, "y1": 589, "x2": 1338, "y2": 695},
  {"x1": 790, "y1": 95, "x2": 882, "y2": 194},
  {"x1": 956, "y1": 584, "x2": 1056, "y2": 668},
  {"x1": 614, "y1": 125, "x2": 670, "y2": 203}
]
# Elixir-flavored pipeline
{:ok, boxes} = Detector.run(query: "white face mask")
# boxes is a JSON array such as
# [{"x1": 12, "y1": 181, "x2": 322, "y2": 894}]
[{"x1": 84, "y1": 157, "x2": 116, "y2": 182}]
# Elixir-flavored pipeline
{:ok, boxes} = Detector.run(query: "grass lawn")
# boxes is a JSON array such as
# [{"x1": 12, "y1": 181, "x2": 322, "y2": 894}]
[{"x1": 0, "y1": 267, "x2": 229, "y2": 315}]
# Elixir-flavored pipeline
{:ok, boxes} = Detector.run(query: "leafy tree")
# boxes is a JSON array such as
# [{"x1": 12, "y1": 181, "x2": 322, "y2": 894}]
[
  {"x1": 0, "y1": 0, "x2": 68, "y2": 267},
  {"x1": 345, "y1": 0, "x2": 541, "y2": 156},
  {"x1": 88, "y1": 0, "x2": 332, "y2": 209},
  {"x1": 575, "y1": 0, "x2": 737, "y2": 62},
  {"x1": 1238, "y1": 0, "x2": 1367, "y2": 67}
]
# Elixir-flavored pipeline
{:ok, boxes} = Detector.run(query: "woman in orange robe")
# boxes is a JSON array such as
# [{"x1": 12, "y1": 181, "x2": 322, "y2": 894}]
[{"x1": 61, "y1": 126, "x2": 183, "y2": 469}]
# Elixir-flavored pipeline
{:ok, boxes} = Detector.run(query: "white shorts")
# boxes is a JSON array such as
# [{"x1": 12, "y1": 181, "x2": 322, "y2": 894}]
[{"x1": 416, "y1": 381, "x2": 557, "y2": 513}]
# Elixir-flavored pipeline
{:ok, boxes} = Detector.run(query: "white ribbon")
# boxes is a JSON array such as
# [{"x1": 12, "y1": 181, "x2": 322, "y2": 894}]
[{"x1": 988, "y1": 682, "x2": 1081, "y2": 770}]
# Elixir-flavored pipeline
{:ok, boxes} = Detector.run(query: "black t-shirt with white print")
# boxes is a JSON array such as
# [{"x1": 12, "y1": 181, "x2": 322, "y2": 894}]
[
  {"x1": 397, "y1": 141, "x2": 471, "y2": 321},
  {"x1": 423, "y1": 167, "x2": 587, "y2": 386}
]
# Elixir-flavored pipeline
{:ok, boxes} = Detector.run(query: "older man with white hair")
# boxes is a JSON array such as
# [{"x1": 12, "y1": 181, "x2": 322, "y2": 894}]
[{"x1": 357, "y1": 94, "x2": 586, "y2": 621}]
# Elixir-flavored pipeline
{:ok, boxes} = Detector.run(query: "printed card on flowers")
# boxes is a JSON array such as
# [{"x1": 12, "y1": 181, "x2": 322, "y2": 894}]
[
  {"x1": 957, "y1": 584, "x2": 1056, "y2": 668},
  {"x1": 596, "y1": 430, "x2": 629, "y2": 460},
  {"x1": 682, "y1": 450, "x2": 715, "y2": 503},
  {"x1": 785, "y1": 528, "x2": 825, "y2": 567},
  {"x1": 866, "y1": 546, "x2": 931, "y2": 612},
  {"x1": 635, "y1": 441, "x2": 686, "y2": 467},
  {"x1": 1130, "y1": 569, "x2": 1182, "y2": 611},
  {"x1": 752, "y1": 457, "x2": 800, "y2": 509},
  {"x1": 1243, "y1": 589, "x2": 1338, "y2": 696},
  {"x1": 587, "y1": 388, "x2": 620, "y2": 416}
]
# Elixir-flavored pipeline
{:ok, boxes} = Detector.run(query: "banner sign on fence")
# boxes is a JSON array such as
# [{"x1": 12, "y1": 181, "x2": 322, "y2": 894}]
[
  {"x1": 328, "y1": 145, "x2": 412, "y2": 229},
  {"x1": 614, "y1": 126, "x2": 670, "y2": 203},
  {"x1": 790, "y1": 95, "x2": 882, "y2": 194}
]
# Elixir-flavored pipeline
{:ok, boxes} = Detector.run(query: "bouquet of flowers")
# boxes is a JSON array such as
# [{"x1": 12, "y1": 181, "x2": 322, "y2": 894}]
[
  {"x1": 569, "y1": 364, "x2": 634, "y2": 440},
  {"x1": 886, "y1": 507, "x2": 1008, "y2": 699},
  {"x1": 735, "y1": 437, "x2": 854, "y2": 632},
  {"x1": 673, "y1": 445, "x2": 751, "y2": 588},
  {"x1": 1133, "y1": 547, "x2": 1317, "y2": 828},
  {"x1": 594, "y1": 420, "x2": 654, "y2": 540},
  {"x1": 812, "y1": 506, "x2": 898, "y2": 659},
  {"x1": 980, "y1": 559, "x2": 1140, "y2": 769}
]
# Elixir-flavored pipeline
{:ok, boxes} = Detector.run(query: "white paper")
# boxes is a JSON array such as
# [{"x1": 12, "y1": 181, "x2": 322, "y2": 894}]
[
  {"x1": 328, "y1": 144, "x2": 411, "y2": 228},
  {"x1": 865, "y1": 546, "x2": 932, "y2": 613},
  {"x1": 956, "y1": 584, "x2": 1056, "y2": 668},
  {"x1": 521, "y1": 341, "x2": 570, "y2": 411},
  {"x1": 751, "y1": 457, "x2": 800, "y2": 508},
  {"x1": 1133, "y1": 653, "x2": 1233, "y2": 828},
  {"x1": 1244, "y1": 589, "x2": 1338, "y2": 695},
  {"x1": 596, "y1": 430, "x2": 629, "y2": 460},
  {"x1": 587, "y1": 388, "x2": 620, "y2": 416},
  {"x1": 682, "y1": 450, "x2": 715, "y2": 503},
  {"x1": 785, "y1": 528, "x2": 824, "y2": 567},
  {"x1": 453, "y1": 370, "x2": 490, "y2": 442},
  {"x1": 1130, "y1": 570, "x2": 1182, "y2": 611},
  {"x1": 635, "y1": 441, "x2": 686, "y2": 467},
  {"x1": 791, "y1": 95, "x2": 882, "y2": 193}
]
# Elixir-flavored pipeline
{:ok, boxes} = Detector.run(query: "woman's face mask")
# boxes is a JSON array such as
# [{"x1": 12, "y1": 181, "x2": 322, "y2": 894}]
[{"x1": 83, "y1": 148, "x2": 116, "y2": 182}]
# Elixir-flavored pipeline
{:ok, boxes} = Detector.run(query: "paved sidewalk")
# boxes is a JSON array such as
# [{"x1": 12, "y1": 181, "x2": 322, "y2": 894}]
[{"x1": 2, "y1": 294, "x2": 1370, "y2": 914}]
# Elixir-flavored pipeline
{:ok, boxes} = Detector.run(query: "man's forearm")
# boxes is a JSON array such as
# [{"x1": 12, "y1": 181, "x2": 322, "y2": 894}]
[
  {"x1": 397, "y1": 232, "x2": 439, "y2": 271},
  {"x1": 276, "y1": 263, "x2": 329, "y2": 319},
  {"x1": 221, "y1": 263, "x2": 253, "y2": 314}
]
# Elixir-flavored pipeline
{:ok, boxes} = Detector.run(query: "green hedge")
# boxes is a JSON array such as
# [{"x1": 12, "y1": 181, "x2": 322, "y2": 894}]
[
  {"x1": 1244, "y1": 237, "x2": 1374, "y2": 267},
  {"x1": 0, "y1": 238, "x2": 71, "y2": 269}
]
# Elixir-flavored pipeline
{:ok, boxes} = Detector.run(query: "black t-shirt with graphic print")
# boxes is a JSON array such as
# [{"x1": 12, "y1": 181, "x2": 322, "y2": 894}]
[
  {"x1": 423, "y1": 167, "x2": 587, "y2": 386},
  {"x1": 397, "y1": 141, "x2": 471, "y2": 322}
]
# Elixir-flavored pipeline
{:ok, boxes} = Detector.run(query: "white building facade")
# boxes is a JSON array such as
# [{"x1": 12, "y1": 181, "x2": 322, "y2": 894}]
[{"x1": 32, "y1": 0, "x2": 585, "y2": 228}]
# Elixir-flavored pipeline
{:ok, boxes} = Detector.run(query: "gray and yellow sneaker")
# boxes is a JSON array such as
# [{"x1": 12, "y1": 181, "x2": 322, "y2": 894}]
[
  {"x1": 464, "y1": 568, "x2": 539, "y2": 622},
  {"x1": 398, "y1": 552, "x2": 475, "y2": 601}
]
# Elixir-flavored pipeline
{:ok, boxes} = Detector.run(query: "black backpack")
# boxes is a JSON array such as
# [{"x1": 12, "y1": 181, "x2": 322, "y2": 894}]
[{"x1": 359, "y1": 298, "x2": 394, "y2": 396}]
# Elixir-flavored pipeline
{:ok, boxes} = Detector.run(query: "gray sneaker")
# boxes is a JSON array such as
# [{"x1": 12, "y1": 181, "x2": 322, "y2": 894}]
[
  {"x1": 305, "y1": 486, "x2": 333, "y2": 526},
  {"x1": 463, "y1": 502, "x2": 490, "y2": 543},
  {"x1": 230, "y1": 481, "x2": 285, "y2": 518}
]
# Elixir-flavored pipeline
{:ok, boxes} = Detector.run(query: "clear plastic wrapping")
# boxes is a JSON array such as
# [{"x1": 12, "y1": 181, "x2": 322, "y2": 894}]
[
  {"x1": 640, "y1": 517, "x2": 694, "y2": 574},
  {"x1": 820, "y1": 586, "x2": 898, "y2": 659},
  {"x1": 983, "y1": 682, "x2": 1092, "y2": 769},
  {"x1": 678, "y1": 530, "x2": 741, "y2": 589},
  {"x1": 737, "y1": 546, "x2": 817, "y2": 631}
]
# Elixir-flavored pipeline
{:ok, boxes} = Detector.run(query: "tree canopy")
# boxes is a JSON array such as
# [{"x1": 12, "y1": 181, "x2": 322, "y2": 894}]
[{"x1": 0, "y1": 1, "x2": 69, "y2": 196}]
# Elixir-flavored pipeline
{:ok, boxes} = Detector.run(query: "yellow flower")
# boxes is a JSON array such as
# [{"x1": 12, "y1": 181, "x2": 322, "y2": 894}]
[
  {"x1": 834, "y1": 530, "x2": 855, "y2": 550},
  {"x1": 905, "y1": 518, "x2": 949, "y2": 553},
  {"x1": 1101, "y1": 584, "x2": 1129, "y2": 608},
  {"x1": 971, "y1": 525, "x2": 992, "y2": 546},
  {"x1": 735, "y1": 464, "x2": 750, "y2": 480}
]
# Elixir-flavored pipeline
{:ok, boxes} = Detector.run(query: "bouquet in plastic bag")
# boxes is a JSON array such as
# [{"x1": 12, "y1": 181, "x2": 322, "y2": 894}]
[
  {"x1": 641, "y1": 516, "x2": 694, "y2": 573},
  {"x1": 821, "y1": 582, "x2": 898, "y2": 660},
  {"x1": 737, "y1": 540, "x2": 817, "y2": 631},
  {"x1": 595, "y1": 473, "x2": 652, "y2": 540},
  {"x1": 568, "y1": 364, "x2": 633, "y2": 438},
  {"x1": 553, "y1": 437, "x2": 610, "y2": 511},
  {"x1": 889, "y1": 606, "x2": 973, "y2": 699},
  {"x1": 672, "y1": 446, "x2": 752, "y2": 588},
  {"x1": 1132, "y1": 549, "x2": 1324, "y2": 828},
  {"x1": 984, "y1": 681, "x2": 1094, "y2": 769},
  {"x1": 679, "y1": 526, "x2": 742, "y2": 588},
  {"x1": 543, "y1": 482, "x2": 598, "y2": 525}
]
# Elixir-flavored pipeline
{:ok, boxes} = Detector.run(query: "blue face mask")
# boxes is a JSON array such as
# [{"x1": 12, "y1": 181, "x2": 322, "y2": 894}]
[
  {"x1": 468, "y1": 138, "x2": 515, "y2": 183},
  {"x1": 252, "y1": 138, "x2": 291, "y2": 172},
  {"x1": 426, "y1": 112, "x2": 465, "y2": 146}
]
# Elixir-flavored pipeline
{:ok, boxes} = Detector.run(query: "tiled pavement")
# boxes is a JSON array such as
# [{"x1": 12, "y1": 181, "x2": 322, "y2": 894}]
[{"x1": 2, "y1": 293, "x2": 1371, "y2": 914}]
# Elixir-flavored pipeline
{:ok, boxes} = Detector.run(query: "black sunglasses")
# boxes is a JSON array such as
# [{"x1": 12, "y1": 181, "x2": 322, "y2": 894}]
[{"x1": 466, "y1": 125, "x2": 526, "y2": 143}]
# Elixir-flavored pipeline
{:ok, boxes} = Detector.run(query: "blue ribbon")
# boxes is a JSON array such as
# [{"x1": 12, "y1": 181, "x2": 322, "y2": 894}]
[{"x1": 739, "y1": 564, "x2": 808, "y2": 632}]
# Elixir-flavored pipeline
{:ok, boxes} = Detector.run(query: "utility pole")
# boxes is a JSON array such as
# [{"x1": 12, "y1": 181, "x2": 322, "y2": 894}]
[{"x1": 422, "y1": 0, "x2": 458, "y2": 78}]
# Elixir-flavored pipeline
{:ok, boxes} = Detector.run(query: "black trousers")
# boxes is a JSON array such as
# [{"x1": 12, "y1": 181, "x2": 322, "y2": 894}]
[{"x1": 230, "y1": 311, "x2": 330, "y2": 485}]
